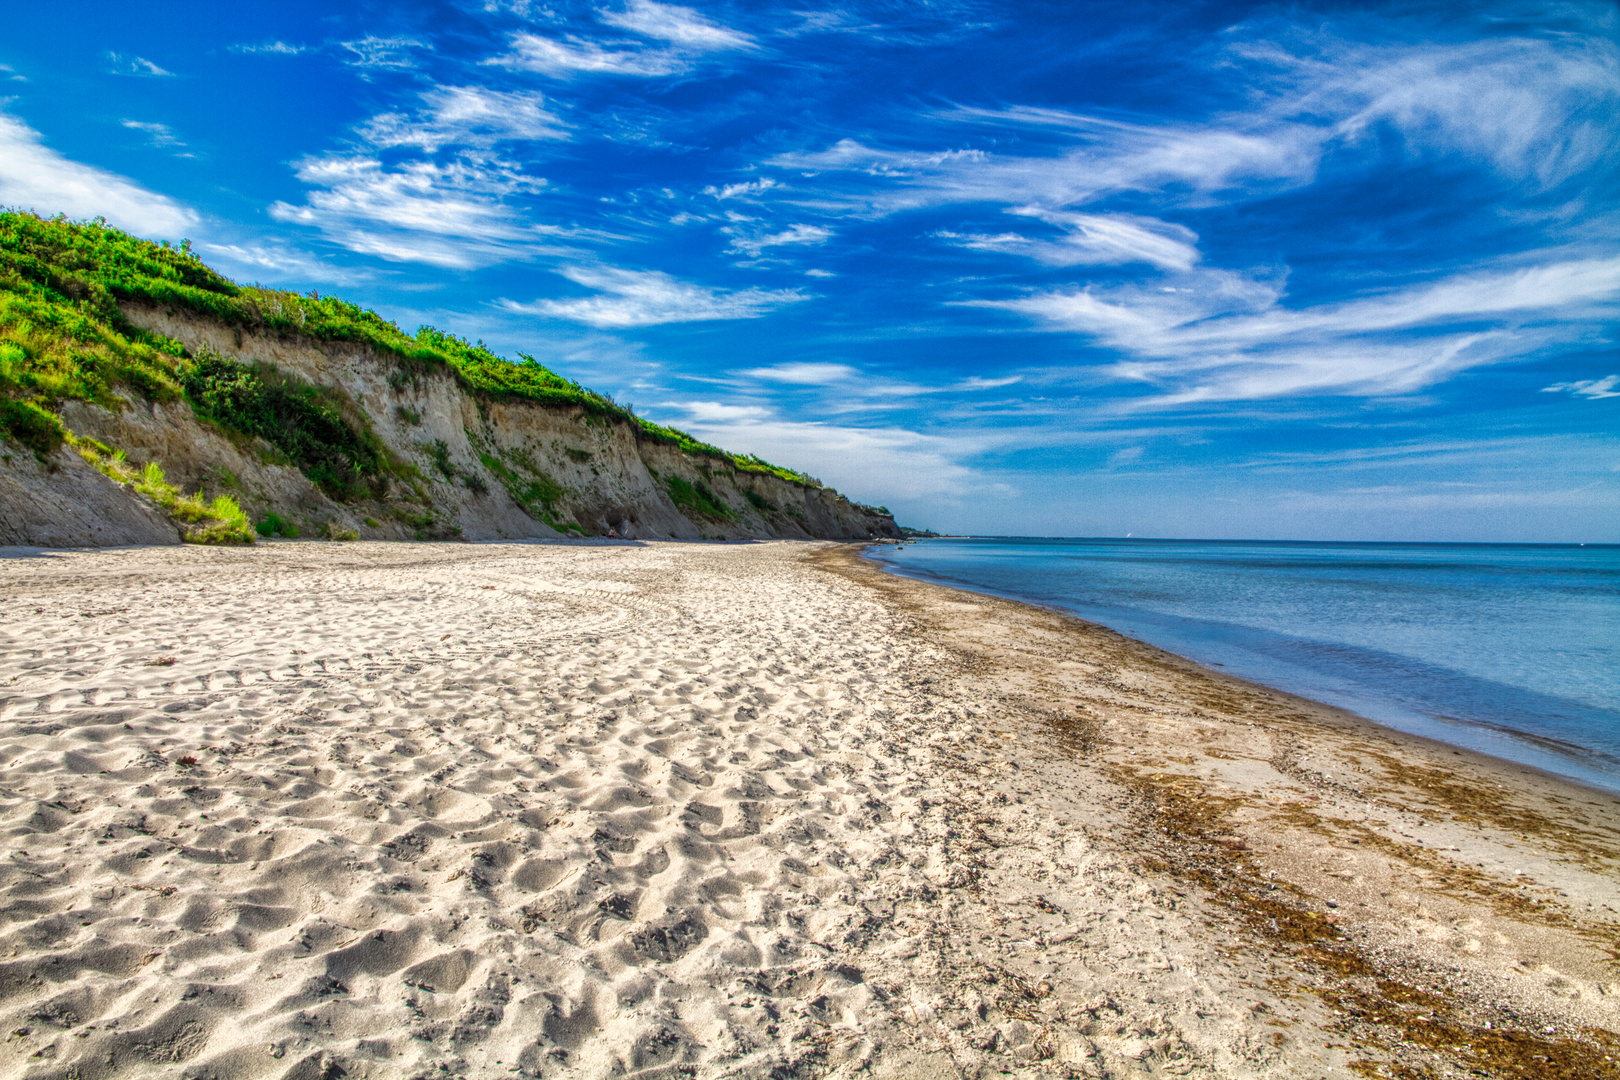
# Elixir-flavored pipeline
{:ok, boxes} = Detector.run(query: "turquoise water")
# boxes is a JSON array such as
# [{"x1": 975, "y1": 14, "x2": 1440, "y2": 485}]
[{"x1": 867, "y1": 538, "x2": 1620, "y2": 792}]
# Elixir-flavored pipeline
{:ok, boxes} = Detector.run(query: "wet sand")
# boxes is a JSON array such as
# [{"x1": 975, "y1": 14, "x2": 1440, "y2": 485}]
[{"x1": 0, "y1": 540, "x2": 1615, "y2": 1079}]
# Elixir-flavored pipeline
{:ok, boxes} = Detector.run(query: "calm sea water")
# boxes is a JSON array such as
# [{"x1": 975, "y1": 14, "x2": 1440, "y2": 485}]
[{"x1": 867, "y1": 538, "x2": 1620, "y2": 792}]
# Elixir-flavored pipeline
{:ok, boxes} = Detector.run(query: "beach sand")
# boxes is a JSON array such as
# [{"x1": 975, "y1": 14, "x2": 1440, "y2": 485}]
[{"x1": 0, "y1": 540, "x2": 1615, "y2": 1079}]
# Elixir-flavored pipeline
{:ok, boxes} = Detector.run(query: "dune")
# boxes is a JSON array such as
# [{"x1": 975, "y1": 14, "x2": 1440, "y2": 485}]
[{"x1": 0, "y1": 540, "x2": 1615, "y2": 1079}]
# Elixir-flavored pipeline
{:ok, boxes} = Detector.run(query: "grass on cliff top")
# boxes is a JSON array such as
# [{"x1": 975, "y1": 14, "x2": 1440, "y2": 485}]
[{"x1": 0, "y1": 211, "x2": 822, "y2": 487}]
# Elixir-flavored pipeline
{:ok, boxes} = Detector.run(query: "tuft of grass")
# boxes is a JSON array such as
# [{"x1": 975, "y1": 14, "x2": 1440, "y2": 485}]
[
  {"x1": 325, "y1": 521, "x2": 359, "y2": 541},
  {"x1": 71, "y1": 446, "x2": 254, "y2": 544},
  {"x1": 743, "y1": 489, "x2": 777, "y2": 514}
]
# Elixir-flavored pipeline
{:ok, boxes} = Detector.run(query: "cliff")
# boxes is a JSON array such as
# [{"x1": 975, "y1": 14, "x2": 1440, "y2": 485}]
[{"x1": 0, "y1": 214, "x2": 899, "y2": 547}]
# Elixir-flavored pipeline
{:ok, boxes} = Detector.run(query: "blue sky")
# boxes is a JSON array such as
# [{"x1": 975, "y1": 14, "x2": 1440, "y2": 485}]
[{"x1": 2, "y1": 0, "x2": 1616, "y2": 540}]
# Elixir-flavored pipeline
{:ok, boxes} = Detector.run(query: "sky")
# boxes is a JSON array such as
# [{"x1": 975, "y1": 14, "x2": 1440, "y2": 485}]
[{"x1": 1, "y1": 0, "x2": 1616, "y2": 541}]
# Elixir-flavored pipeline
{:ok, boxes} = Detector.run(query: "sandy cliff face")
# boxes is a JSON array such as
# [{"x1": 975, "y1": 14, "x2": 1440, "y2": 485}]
[{"x1": 0, "y1": 305, "x2": 898, "y2": 547}]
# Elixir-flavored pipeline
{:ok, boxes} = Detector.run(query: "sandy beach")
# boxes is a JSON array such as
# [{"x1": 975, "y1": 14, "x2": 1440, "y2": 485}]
[{"x1": 0, "y1": 539, "x2": 1616, "y2": 1080}]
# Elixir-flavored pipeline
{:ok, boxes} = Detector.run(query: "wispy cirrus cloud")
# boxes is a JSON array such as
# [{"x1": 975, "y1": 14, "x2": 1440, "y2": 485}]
[
  {"x1": 975, "y1": 256, "x2": 1620, "y2": 404},
  {"x1": 359, "y1": 86, "x2": 567, "y2": 151},
  {"x1": 1542, "y1": 374, "x2": 1620, "y2": 400},
  {"x1": 106, "y1": 52, "x2": 173, "y2": 77},
  {"x1": 743, "y1": 362, "x2": 858, "y2": 385},
  {"x1": 724, "y1": 222, "x2": 831, "y2": 257},
  {"x1": 598, "y1": 0, "x2": 754, "y2": 50},
  {"x1": 200, "y1": 241, "x2": 365, "y2": 286},
  {"x1": 661, "y1": 402, "x2": 991, "y2": 501},
  {"x1": 773, "y1": 28, "x2": 1617, "y2": 219},
  {"x1": 507, "y1": 265, "x2": 808, "y2": 327},
  {"x1": 486, "y1": 0, "x2": 753, "y2": 79},
  {"x1": 705, "y1": 177, "x2": 777, "y2": 200},
  {"x1": 229, "y1": 41, "x2": 305, "y2": 56},
  {"x1": 488, "y1": 33, "x2": 685, "y2": 77},
  {"x1": 121, "y1": 120, "x2": 185, "y2": 150},
  {"x1": 270, "y1": 153, "x2": 562, "y2": 268},
  {"x1": 937, "y1": 209, "x2": 1199, "y2": 271},
  {"x1": 340, "y1": 36, "x2": 429, "y2": 70},
  {"x1": 272, "y1": 83, "x2": 575, "y2": 267},
  {"x1": 0, "y1": 111, "x2": 197, "y2": 238}
]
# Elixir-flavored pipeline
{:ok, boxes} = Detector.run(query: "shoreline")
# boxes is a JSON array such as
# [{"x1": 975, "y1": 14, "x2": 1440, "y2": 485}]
[
  {"x1": 820, "y1": 543, "x2": 1620, "y2": 1076},
  {"x1": 0, "y1": 539, "x2": 1615, "y2": 1078},
  {"x1": 863, "y1": 542, "x2": 1620, "y2": 797}
]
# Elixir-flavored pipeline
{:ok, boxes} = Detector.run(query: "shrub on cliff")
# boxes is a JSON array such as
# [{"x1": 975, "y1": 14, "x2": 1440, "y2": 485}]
[{"x1": 183, "y1": 350, "x2": 389, "y2": 501}]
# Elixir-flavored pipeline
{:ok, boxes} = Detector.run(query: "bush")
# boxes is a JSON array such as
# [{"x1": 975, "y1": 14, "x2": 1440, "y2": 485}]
[
  {"x1": 666, "y1": 475, "x2": 733, "y2": 521},
  {"x1": 0, "y1": 397, "x2": 65, "y2": 458},
  {"x1": 256, "y1": 512, "x2": 299, "y2": 538},
  {"x1": 183, "y1": 350, "x2": 388, "y2": 501}
]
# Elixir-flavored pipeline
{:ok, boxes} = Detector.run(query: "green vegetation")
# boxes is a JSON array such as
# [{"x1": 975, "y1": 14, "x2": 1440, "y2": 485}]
[
  {"x1": 477, "y1": 444, "x2": 582, "y2": 533},
  {"x1": 743, "y1": 489, "x2": 777, "y2": 514},
  {"x1": 256, "y1": 512, "x2": 299, "y2": 538},
  {"x1": 0, "y1": 211, "x2": 818, "y2": 487},
  {"x1": 184, "y1": 349, "x2": 389, "y2": 500},
  {"x1": 666, "y1": 475, "x2": 733, "y2": 521},
  {"x1": 0, "y1": 396, "x2": 66, "y2": 458},
  {"x1": 73, "y1": 443, "x2": 253, "y2": 544}
]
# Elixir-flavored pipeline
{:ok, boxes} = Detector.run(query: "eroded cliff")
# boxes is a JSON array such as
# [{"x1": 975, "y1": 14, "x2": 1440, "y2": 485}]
[{"x1": 3, "y1": 305, "x2": 896, "y2": 547}]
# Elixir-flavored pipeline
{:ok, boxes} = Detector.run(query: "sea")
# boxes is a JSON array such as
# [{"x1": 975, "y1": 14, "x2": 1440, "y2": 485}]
[{"x1": 866, "y1": 538, "x2": 1620, "y2": 793}]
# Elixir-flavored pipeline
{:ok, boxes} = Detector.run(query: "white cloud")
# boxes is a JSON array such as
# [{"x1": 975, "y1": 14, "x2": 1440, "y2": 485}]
[
  {"x1": 273, "y1": 81, "x2": 578, "y2": 268},
  {"x1": 598, "y1": 0, "x2": 754, "y2": 51},
  {"x1": 360, "y1": 86, "x2": 567, "y2": 151},
  {"x1": 771, "y1": 123, "x2": 1318, "y2": 217},
  {"x1": 487, "y1": 1, "x2": 751, "y2": 79},
  {"x1": 0, "y1": 112, "x2": 197, "y2": 239},
  {"x1": 938, "y1": 209, "x2": 1200, "y2": 271},
  {"x1": 0, "y1": 64, "x2": 26, "y2": 83},
  {"x1": 662, "y1": 405, "x2": 981, "y2": 501},
  {"x1": 487, "y1": 32, "x2": 684, "y2": 77},
  {"x1": 199, "y1": 242, "x2": 363, "y2": 285},
  {"x1": 725, "y1": 222, "x2": 832, "y2": 257},
  {"x1": 705, "y1": 177, "x2": 777, "y2": 199},
  {"x1": 270, "y1": 153, "x2": 558, "y2": 268},
  {"x1": 975, "y1": 257, "x2": 1620, "y2": 404},
  {"x1": 768, "y1": 27, "x2": 1616, "y2": 223},
  {"x1": 1297, "y1": 32, "x2": 1620, "y2": 189},
  {"x1": 743, "y1": 362, "x2": 858, "y2": 384},
  {"x1": 121, "y1": 120, "x2": 184, "y2": 149},
  {"x1": 106, "y1": 53, "x2": 173, "y2": 77},
  {"x1": 670, "y1": 400, "x2": 773, "y2": 421},
  {"x1": 1542, "y1": 374, "x2": 1620, "y2": 400},
  {"x1": 230, "y1": 41, "x2": 304, "y2": 56},
  {"x1": 340, "y1": 37, "x2": 429, "y2": 69},
  {"x1": 508, "y1": 265, "x2": 809, "y2": 327}
]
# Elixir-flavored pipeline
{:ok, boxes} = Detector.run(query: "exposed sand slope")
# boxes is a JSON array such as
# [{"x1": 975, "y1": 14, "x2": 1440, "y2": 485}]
[{"x1": 0, "y1": 541, "x2": 1614, "y2": 1079}]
